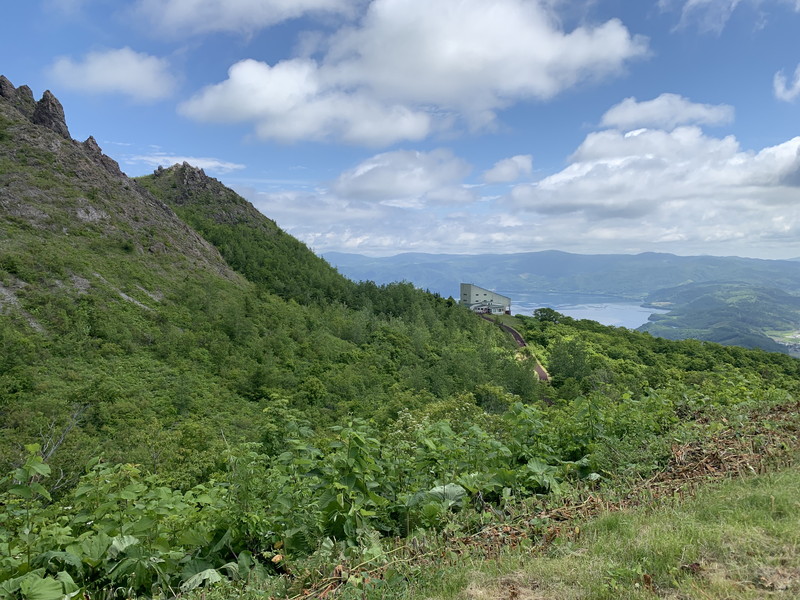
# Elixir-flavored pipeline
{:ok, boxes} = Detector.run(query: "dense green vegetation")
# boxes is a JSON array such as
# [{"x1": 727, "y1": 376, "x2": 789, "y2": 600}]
[
  {"x1": 3, "y1": 306, "x2": 799, "y2": 598},
  {"x1": 136, "y1": 164, "x2": 355, "y2": 306},
  {"x1": 2, "y1": 84, "x2": 800, "y2": 600}
]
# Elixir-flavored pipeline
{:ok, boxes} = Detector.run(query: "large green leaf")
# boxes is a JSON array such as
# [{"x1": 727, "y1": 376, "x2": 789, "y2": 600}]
[
  {"x1": 8, "y1": 485, "x2": 33, "y2": 500},
  {"x1": 19, "y1": 576, "x2": 63, "y2": 600},
  {"x1": 108, "y1": 535, "x2": 139, "y2": 558},
  {"x1": 428, "y1": 484, "x2": 467, "y2": 508},
  {"x1": 72, "y1": 532, "x2": 111, "y2": 568},
  {"x1": 54, "y1": 572, "x2": 80, "y2": 599},
  {"x1": 180, "y1": 568, "x2": 222, "y2": 592}
]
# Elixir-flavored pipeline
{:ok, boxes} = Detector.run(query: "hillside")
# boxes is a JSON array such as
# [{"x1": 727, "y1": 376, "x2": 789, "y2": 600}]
[
  {"x1": 136, "y1": 163, "x2": 354, "y2": 306},
  {"x1": 0, "y1": 75, "x2": 533, "y2": 482},
  {"x1": 2, "y1": 77, "x2": 800, "y2": 600},
  {"x1": 640, "y1": 282, "x2": 800, "y2": 353}
]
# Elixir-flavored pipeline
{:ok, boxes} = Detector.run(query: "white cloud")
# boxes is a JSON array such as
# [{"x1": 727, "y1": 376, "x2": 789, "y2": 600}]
[
  {"x1": 232, "y1": 110, "x2": 800, "y2": 257},
  {"x1": 601, "y1": 94, "x2": 734, "y2": 131},
  {"x1": 242, "y1": 125, "x2": 800, "y2": 256},
  {"x1": 332, "y1": 149, "x2": 474, "y2": 206},
  {"x1": 509, "y1": 125, "x2": 800, "y2": 229},
  {"x1": 660, "y1": 0, "x2": 800, "y2": 33},
  {"x1": 127, "y1": 153, "x2": 245, "y2": 174},
  {"x1": 483, "y1": 155, "x2": 533, "y2": 183},
  {"x1": 179, "y1": 59, "x2": 430, "y2": 145},
  {"x1": 774, "y1": 63, "x2": 800, "y2": 102},
  {"x1": 181, "y1": 0, "x2": 647, "y2": 144},
  {"x1": 674, "y1": 0, "x2": 743, "y2": 33},
  {"x1": 134, "y1": 0, "x2": 358, "y2": 36},
  {"x1": 48, "y1": 48, "x2": 176, "y2": 102},
  {"x1": 325, "y1": 0, "x2": 648, "y2": 115}
]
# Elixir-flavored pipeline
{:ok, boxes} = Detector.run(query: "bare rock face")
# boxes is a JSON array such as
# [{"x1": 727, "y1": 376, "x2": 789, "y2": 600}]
[
  {"x1": 2, "y1": 76, "x2": 128, "y2": 178},
  {"x1": 0, "y1": 75, "x2": 14, "y2": 98},
  {"x1": 32, "y1": 90, "x2": 71, "y2": 139},
  {"x1": 83, "y1": 135, "x2": 123, "y2": 177},
  {"x1": 0, "y1": 75, "x2": 236, "y2": 279},
  {"x1": 0, "y1": 75, "x2": 36, "y2": 118}
]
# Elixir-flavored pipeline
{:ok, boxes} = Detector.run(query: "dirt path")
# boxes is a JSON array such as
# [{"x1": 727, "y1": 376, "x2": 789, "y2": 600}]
[{"x1": 480, "y1": 314, "x2": 549, "y2": 382}]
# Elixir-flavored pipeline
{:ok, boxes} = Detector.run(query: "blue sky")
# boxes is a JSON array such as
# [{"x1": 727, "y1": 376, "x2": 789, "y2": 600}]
[{"x1": 3, "y1": 0, "x2": 800, "y2": 258}]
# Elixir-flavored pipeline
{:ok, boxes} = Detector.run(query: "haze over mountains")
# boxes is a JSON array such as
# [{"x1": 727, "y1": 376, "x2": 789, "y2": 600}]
[
  {"x1": 325, "y1": 251, "x2": 800, "y2": 353},
  {"x1": 324, "y1": 251, "x2": 800, "y2": 300}
]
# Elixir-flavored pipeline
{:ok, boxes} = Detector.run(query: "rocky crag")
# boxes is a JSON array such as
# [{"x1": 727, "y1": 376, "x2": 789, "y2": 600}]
[{"x1": 0, "y1": 75, "x2": 234, "y2": 274}]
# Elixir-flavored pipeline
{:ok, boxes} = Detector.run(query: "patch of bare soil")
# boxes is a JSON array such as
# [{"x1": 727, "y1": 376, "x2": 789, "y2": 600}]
[
  {"x1": 463, "y1": 574, "x2": 549, "y2": 600},
  {"x1": 753, "y1": 566, "x2": 800, "y2": 593}
]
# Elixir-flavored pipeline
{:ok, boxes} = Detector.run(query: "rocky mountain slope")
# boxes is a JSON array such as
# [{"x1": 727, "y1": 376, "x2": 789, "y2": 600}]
[
  {"x1": 0, "y1": 75, "x2": 234, "y2": 280},
  {"x1": 137, "y1": 162, "x2": 353, "y2": 305},
  {"x1": 0, "y1": 77, "x2": 526, "y2": 484}
]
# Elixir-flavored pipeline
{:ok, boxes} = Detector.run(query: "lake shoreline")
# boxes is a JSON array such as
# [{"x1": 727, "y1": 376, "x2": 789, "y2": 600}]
[{"x1": 509, "y1": 293, "x2": 668, "y2": 330}]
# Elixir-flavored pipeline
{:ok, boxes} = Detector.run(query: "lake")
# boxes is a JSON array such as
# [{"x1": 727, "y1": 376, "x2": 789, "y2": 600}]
[{"x1": 509, "y1": 293, "x2": 668, "y2": 330}]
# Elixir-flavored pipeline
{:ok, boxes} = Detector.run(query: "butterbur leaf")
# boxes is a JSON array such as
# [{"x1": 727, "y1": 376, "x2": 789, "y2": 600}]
[
  {"x1": 428, "y1": 484, "x2": 467, "y2": 507},
  {"x1": 35, "y1": 552, "x2": 83, "y2": 576},
  {"x1": 0, "y1": 575, "x2": 23, "y2": 597},
  {"x1": 180, "y1": 568, "x2": 222, "y2": 592},
  {"x1": 237, "y1": 550, "x2": 253, "y2": 577},
  {"x1": 181, "y1": 558, "x2": 214, "y2": 582},
  {"x1": 109, "y1": 535, "x2": 139, "y2": 558},
  {"x1": 218, "y1": 561, "x2": 240, "y2": 580},
  {"x1": 75, "y1": 532, "x2": 111, "y2": 567},
  {"x1": 55, "y1": 572, "x2": 80, "y2": 599},
  {"x1": 18, "y1": 575, "x2": 63, "y2": 600}
]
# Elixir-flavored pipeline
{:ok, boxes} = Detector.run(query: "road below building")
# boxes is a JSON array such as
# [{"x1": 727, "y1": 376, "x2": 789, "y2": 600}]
[{"x1": 480, "y1": 314, "x2": 549, "y2": 382}]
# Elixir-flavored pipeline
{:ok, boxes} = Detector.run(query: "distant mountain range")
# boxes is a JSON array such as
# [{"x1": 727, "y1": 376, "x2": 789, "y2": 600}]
[
  {"x1": 324, "y1": 251, "x2": 800, "y2": 353},
  {"x1": 323, "y1": 250, "x2": 800, "y2": 300}
]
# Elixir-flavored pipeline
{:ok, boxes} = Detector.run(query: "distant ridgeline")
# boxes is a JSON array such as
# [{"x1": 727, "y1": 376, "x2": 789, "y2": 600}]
[{"x1": 325, "y1": 251, "x2": 800, "y2": 354}]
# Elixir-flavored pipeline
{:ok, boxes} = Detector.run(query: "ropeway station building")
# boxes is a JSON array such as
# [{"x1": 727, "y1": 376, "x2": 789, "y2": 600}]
[{"x1": 459, "y1": 283, "x2": 511, "y2": 315}]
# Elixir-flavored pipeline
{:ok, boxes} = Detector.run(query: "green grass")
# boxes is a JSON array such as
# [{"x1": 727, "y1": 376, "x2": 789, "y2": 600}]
[
  {"x1": 444, "y1": 468, "x2": 800, "y2": 600},
  {"x1": 177, "y1": 468, "x2": 800, "y2": 600}
]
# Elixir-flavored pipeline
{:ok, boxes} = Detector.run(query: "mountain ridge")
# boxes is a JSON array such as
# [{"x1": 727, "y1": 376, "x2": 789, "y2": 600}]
[
  {"x1": 323, "y1": 250, "x2": 800, "y2": 299},
  {"x1": 0, "y1": 76, "x2": 533, "y2": 486}
]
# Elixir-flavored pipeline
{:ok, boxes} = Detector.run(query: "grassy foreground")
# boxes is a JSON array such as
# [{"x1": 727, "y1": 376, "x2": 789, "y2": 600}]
[
  {"x1": 186, "y1": 467, "x2": 800, "y2": 600},
  {"x1": 417, "y1": 468, "x2": 800, "y2": 600}
]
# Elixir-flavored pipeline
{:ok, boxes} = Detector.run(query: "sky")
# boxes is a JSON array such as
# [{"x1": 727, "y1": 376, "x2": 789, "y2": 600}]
[{"x1": 3, "y1": 0, "x2": 800, "y2": 259}]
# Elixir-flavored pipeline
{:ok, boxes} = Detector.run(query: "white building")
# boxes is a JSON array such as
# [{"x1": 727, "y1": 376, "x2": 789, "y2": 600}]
[{"x1": 459, "y1": 283, "x2": 511, "y2": 314}]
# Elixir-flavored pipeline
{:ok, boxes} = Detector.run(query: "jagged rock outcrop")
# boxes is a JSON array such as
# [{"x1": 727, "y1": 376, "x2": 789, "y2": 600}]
[
  {"x1": 32, "y1": 89, "x2": 71, "y2": 139},
  {"x1": 1, "y1": 75, "x2": 129, "y2": 178},
  {"x1": 0, "y1": 75, "x2": 238, "y2": 280},
  {"x1": 0, "y1": 75, "x2": 15, "y2": 98},
  {"x1": 149, "y1": 161, "x2": 279, "y2": 230},
  {"x1": 0, "y1": 75, "x2": 36, "y2": 118},
  {"x1": 83, "y1": 135, "x2": 123, "y2": 177}
]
